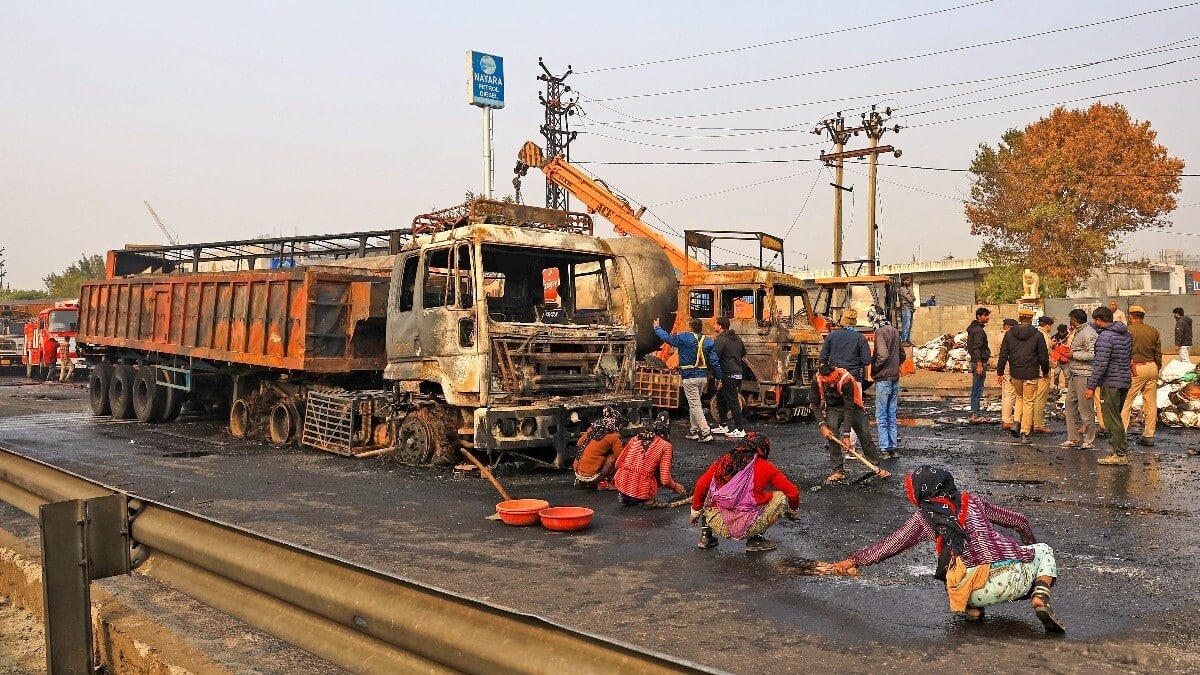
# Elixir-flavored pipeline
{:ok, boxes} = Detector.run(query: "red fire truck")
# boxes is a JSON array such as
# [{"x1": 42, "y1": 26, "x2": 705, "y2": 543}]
[{"x1": 23, "y1": 301, "x2": 85, "y2": 378}]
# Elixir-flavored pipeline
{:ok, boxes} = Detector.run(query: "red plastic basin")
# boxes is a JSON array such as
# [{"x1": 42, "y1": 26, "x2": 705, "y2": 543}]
[
  {"x1": 496, "y1": 499, "x2": 550, "y2": 527},
  {"x1": 539, "y1": 506, "x2": 594, "y2": 531}
]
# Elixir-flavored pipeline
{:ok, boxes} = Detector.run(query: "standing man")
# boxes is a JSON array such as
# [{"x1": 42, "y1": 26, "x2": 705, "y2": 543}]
[
  {"x1": 711, "y1": 316, "x2": 748, "y2": 439},
  {"x1": 1087, "y1": 307, "x2": 1133, "y2": 466},
  {"x1": 996, "y1": 308, "x2": 1049, "y2": 445},
  {"x1": 1174, "y1": 307, "x2": 1192, "y2": 363},
  {"x1": 818, "y1": 309, "x2": 871, "y2": 383},
  {"x1": 966, "y1": 307, "x2": 992, "y2": 424},
  {"x1": 1062, "y1": 309, "x2": 1098, "y2": 450},
  {"x1": 897, "y1": 277, "x2": 916, "y2": 344},
  {"x1": 42, "y1": 335, "x2": 58, "y2": 383},
  {"x1": 813, "y1": 362, "x2": 888, "y2": 483},
  {"x1": 1122, "y1": 306, "x2": 1162, "y2": 447},
  {"x1": 924, "y1": 294, "x2": 937, "y2": 307},
  {"x1": 870, "y1": 308, "x2": 902, "y2": 458},
  {"x1": 998, "y1": 319, "x2": 1021, "y2": 431},
  {"x1": 57, "y1": 339, "x2": 74, "y2": 382},
  {"x1": 654, "y1": 317, "x2": 721, "y2": 443},
  {"x1": 1031, "y1": 315, "x2": 1056, "y2": 433},
  {"x1": 1108, "y1": 301, "x2": 1126, "y2": 325}
]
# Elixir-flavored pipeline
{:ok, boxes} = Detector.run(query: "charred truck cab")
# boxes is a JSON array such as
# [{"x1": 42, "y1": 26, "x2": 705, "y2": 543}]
[{"x1": 387, "y1": 200, "x2": 647, "y2": 465}]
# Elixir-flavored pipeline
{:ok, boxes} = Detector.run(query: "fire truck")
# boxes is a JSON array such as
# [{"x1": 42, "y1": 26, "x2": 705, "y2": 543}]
[{"x1": 23, "y1": 301, "x2": 86, "y2": 378}]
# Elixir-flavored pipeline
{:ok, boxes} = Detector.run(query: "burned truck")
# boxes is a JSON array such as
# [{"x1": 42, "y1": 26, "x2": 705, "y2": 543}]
[{"x1": 77, "y1": 200, "x2": 652, "y2": 466}]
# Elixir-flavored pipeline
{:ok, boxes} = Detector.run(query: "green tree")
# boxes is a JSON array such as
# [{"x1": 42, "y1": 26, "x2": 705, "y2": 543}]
[
  {"x1": 975, "y1": 265, "x2": 1068, "y2": 304},
  {"x1": 43, "y1": 254, "x2": 105, "y2": 299},
  {"x1": 966, "y1": 103, "x2": 1184, "y2": 285},
  {"x1": 0, "y1": 288, "x2": 51, "y2": 300}
]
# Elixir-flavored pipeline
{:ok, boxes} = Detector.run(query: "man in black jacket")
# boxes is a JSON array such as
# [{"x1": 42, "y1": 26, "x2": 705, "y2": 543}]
[
  {"x1": 712, "y1": 316, "x2": 748, "y2": 439},
  {"x1": 996, "y1": 308, "x2": 1050, "y2": 444},
  {"x1": 966, "y1": 307, "x2": 992, "y2": 423},
  {"x1": 1174, "y1": 307, "x2": 1192, "y2": 363}
]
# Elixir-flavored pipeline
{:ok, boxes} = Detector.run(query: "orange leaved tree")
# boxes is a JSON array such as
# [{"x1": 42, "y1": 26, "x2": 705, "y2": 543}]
[{"x1": 965, "y1": 102, "x2": 1184, "y2": 286}]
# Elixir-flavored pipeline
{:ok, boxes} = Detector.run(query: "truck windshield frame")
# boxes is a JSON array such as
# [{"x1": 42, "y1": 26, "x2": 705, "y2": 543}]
[
  {"x1": 48, "y1": 310, "x2": 78, "y2": 332},
  {"x1": 480, "y1": 244, "x2": 615, "y2": 326}
]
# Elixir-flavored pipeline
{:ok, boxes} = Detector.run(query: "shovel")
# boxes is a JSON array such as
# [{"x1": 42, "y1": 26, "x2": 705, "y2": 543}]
[
  {"x1": 821, "y1": 426, "x2": 890, "y2": 484},
  {"x1": 460, "y1": 448, "x2": 516, "y2": 520}
]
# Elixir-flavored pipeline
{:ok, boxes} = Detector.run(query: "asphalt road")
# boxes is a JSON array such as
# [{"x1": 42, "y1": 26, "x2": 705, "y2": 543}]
[{"x1": 0, "y1": 373, "x2": 1197, "y2": 673}]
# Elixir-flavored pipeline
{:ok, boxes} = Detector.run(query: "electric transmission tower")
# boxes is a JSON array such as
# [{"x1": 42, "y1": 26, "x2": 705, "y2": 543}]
[{"x1": 537, "y1": 58, "x2": 578, "y2": 211}]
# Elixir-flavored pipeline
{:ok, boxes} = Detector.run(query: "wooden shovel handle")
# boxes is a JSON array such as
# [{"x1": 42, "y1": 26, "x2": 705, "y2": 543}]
[{"x1": 460, "y1": 448, "x2": 513, "y2": 502}]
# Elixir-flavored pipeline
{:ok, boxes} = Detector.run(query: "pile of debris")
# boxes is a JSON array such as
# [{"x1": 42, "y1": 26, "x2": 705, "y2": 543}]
[
  {"x1": 912, "y1": 333, "x2": 972, "y2": 372},
  {"x1": 1129, "y1": 359, "x2": 1200, "y2": 428}
]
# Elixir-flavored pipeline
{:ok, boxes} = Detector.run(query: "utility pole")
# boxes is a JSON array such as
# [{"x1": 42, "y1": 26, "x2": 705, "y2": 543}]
[
  {"x1": 813, "y1": 113, "x2": 853, "y2": 277},
  {"x1": 537, "y1": 58, "x2": 578, "y2": 211},
  {"x1": 815, "y1": 106, "x2": 902, "y2": 276}
]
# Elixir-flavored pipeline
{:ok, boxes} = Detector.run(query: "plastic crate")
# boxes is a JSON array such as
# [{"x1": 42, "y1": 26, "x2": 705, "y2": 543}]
[{"x1": 635, "y1": 366, "x2": 681, "y2": 409}]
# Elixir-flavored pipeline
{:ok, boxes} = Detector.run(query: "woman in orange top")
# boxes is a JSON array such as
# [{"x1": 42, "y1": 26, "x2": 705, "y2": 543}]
[{"x1": 572, "y1": 406, "x2": 623, "y2": 490}]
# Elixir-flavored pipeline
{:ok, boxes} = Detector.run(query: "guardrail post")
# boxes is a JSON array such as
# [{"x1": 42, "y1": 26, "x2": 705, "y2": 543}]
[{"x1": 39, "y1": 494, "x2": 130, "y2": 675}]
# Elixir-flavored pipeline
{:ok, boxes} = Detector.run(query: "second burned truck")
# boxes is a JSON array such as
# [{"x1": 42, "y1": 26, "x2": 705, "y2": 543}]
[{"x1": 77, "y1": 200, "x2": 670, "y2": 466}]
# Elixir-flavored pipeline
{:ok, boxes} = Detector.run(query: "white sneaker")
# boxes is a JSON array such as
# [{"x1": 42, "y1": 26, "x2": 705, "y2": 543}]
[
  {"x1": 726, "y1": 428, "x2": 746, "y2": 439},
  {"x1": 710, "y1": 425, "x2": 730, "y2": 435}
]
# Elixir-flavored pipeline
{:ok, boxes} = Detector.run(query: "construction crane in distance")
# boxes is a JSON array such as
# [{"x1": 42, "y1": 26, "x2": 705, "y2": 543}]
[{"x1": 143, "y1": 201, "x2": 180, "y2": 246}]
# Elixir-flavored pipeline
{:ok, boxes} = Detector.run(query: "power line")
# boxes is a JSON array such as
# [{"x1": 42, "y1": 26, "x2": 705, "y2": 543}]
[
  {"x1": 578, "y1": 1, "x2": 996, "y2": 74},
  {"x1": 646, "y1": 167, "x2": 823, "y2": 207},
  {"x1": 577, "y1": 158, "x2": 1200, "y2": 178},
  {"x1": 590, "y1": 3, "x2": 1200, "y2": 102},
  {"x1": 578, "y1": 37, "x2": 1200, "y2": 128}
]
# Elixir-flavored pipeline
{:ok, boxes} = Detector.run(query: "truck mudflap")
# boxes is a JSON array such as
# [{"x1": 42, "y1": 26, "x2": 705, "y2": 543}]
[{"x1": 475, "y1": 398, "x2": 651, "y2": 467}]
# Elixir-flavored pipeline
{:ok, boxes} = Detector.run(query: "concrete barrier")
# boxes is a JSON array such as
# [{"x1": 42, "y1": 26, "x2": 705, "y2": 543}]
[{"x1": 0, "y1": 527, "x2": 227, "y2": 675}]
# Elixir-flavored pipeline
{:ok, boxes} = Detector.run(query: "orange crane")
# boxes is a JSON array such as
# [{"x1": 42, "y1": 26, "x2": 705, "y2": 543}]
[{"x1": 516, "y1": 141, "x2": 822, "y2": 421}]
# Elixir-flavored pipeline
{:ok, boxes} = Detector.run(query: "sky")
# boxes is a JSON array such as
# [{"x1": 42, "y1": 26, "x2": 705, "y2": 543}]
[{"x1": 2, "y1": 0, "x2": 1199, "y2": 289}]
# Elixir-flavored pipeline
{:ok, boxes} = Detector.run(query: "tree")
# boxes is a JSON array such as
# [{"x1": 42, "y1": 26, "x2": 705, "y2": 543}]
[
  {"x1": 43, "y1": 254, "x2": 105, "y2": 298},
  {"x1": 965, "y1": 103, "x2": 1184, "y2": 285},
  {"x1": 0, "y1": 288, "x2": 50, "y2": 300}
]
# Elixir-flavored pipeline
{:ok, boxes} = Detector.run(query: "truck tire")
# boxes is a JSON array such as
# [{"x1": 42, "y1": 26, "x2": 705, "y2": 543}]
[
  {"x1": 108, "y1": 364, "x2": 136, "y2": 420},
  {"x1": 268, "y1": 399, "x2": 299, "y2": 446},
  {"x1": 89, "y1": 364, "x2": 113, "y2": 416},
  {"x1": 393, "y1": 408, "x2": 453, "y2": 465},
  {"x1": 133, "y1": 367, "x2": 166, "y2": 423},
  {"x1": 229, "y1": 398, "x2": 251, "y2": 439}
]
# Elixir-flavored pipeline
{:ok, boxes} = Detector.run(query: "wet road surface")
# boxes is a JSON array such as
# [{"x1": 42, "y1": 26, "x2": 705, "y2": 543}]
[{"x1": 0, "y1": 375, "x2": 1197, "y2": 673}]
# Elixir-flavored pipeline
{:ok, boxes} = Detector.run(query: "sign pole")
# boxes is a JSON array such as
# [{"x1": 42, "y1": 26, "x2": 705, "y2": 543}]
[
  {"x1": 467, "y1": 50, "x2": 504, "y2": 200},
  {"x1": 482, "y1": 107, "x2": 493, "y2": 199}
]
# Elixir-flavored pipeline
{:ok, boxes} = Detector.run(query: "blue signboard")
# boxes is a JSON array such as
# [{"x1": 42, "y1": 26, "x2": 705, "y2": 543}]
[{"x1": 467, "y1": 51, "x2": 504, "y2": 109}]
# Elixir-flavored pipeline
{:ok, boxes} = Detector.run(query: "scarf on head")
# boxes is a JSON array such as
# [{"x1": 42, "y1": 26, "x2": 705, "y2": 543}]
[
  {"x1": 868, "y1": 305, "x2": 890, "y2": 328},
  {"x1": 588, "y1": 406, "x2": 621, "y2": 441},
  {"x1": 905, "y1": 465, "x2": 969, "y2": 580},
  {"x1": 712, "y1": 431, "x2": 771, "y2": 487},
  {"x1": 637, "y1": 411, "x2": 670, "y2": 445}
]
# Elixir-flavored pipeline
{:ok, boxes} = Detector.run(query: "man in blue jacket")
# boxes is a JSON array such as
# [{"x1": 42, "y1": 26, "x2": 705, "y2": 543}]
[
  {"x1": 1086, "y1": 306, "x2": 1133, "y2": 466},
  {"x1": 654, "y1": 317, "x2": 721, "y2": 443},
  {"x1": 819, "y1": 309, "x2": 872, "y2": 383}
]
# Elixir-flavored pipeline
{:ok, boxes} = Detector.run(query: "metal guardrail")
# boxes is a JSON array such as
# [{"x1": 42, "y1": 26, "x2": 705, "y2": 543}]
[{"x1": 0, "y1": 446, "x2": 716, "y2": 675}]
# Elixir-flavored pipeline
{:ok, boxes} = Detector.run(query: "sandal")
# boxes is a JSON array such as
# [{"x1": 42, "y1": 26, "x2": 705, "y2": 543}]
[
  {"x1": 964, "y1": 607, "x2": 985, "y2": 621},
  {"x1": 1031, "y1": 586, "x2": 1066, "y2": 634},
  {"x1": 825, "y1": 471, "x2": 846, "y2": 483}
]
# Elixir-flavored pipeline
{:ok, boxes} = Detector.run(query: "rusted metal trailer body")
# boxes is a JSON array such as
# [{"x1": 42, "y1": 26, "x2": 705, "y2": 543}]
[{"x1": 78, "y1": 267, "x2": 388, "y2": 373}]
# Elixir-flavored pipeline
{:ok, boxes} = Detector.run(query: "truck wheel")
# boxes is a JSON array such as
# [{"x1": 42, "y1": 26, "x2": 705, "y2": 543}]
[
  {"x1": 88, "y1": 364, "x2": 113, "y2": 416},
  {"x1": 108, "y1": 364, "x2": 136, "y2": 419},
  {"x1": 268, "y1": 399, "x2": 299, "y2": 446},
  {"x1": 133, "y1": 367, "x2": 166, "y2": 423},
  {"x1": 394, "y1": 408, "x2": 453, "y2": 465},
  {"x1": 229, "y1": 398, "x2": 251, "y2": 439}
]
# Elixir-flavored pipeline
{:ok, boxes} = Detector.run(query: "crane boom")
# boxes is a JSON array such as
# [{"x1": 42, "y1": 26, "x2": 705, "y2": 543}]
[
  {"x1": 518, "y1": 142, "x2": 694, "y2": 274},
  {"x1": 144, "y1": 200, "x2": 181, "y2": 246}
]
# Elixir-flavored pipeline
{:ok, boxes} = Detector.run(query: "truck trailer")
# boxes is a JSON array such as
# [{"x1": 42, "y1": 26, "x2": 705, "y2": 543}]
[{"x1": 78, "y1": 200, "x2": 654, "y2": 466}]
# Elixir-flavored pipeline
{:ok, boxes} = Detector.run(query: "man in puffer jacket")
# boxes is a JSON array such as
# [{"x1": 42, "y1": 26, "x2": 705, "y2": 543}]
[
  {"x1": 996, "y1": 308, "x2": 1049, "y2": 445},
  {"x1": 1086, "y1": 306, "x2": 1133, "y2": 466}
]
